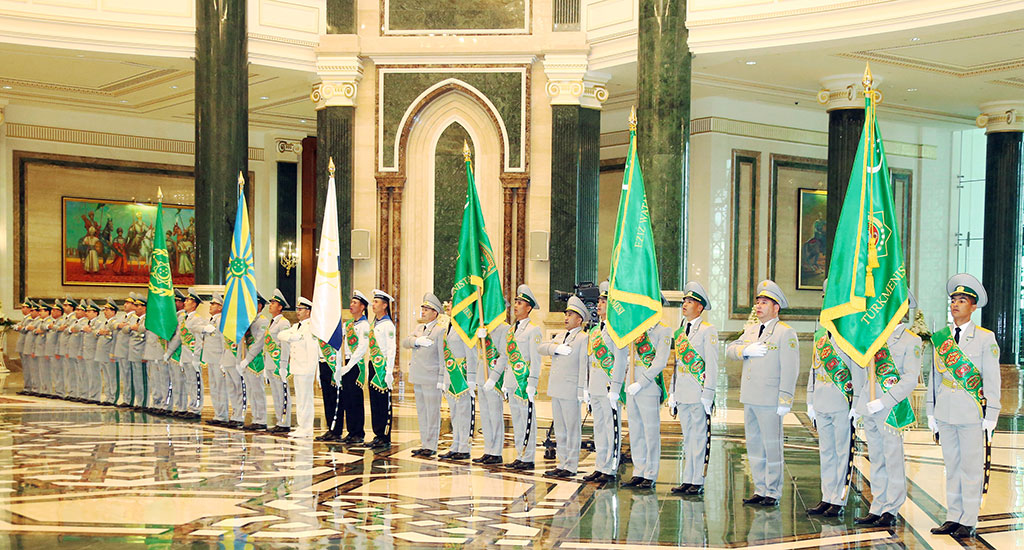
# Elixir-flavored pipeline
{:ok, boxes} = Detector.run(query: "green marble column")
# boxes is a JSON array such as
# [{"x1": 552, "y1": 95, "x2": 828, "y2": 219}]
[
  {"x1": 981, "y1": 129, "x2": 1023, "y2": 366},
  {"x1": 326, "y1": 0, "x2": 355, "y2": 34},
  {"x1": 637, "y1": 0, "x2": 690, "y2": 290},
  {"x1": 194, "y1": 0, "x2": 247, "y2": 285},
  {"x1": 549, "y1": 105, "x2": 600, "y2": 310},
  {"x1": 316, "y1": 106, "x2": 354, "y2": 299},
  {"x1": 825, "y1": 108, "x2": 865, "y2": 260}
]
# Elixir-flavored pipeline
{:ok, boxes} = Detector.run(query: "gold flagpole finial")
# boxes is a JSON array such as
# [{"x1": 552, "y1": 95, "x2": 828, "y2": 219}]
[
  {"x1": 157, "y1": 187, "x2": 163, "y2": 201},
  {"x1": 862, "y1": 62, "x2": 874, "y2": 92},
  {"x1": 628, "y1": 106, "x2": 637, "y2": 132},
  {"x1": 463, "y1": 140, "x2": 471, "y2": 162},
  {"x1": 237, "y1": 171, "x2": 244, "y2": 193},
  {"x1": 328, "y1": 157, "x2": 336, "y2": 177}
]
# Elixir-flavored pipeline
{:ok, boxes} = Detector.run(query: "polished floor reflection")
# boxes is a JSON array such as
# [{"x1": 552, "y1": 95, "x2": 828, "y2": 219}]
[{"x1": 0, "y1": 359, "x2": 1021, "y2": 549}]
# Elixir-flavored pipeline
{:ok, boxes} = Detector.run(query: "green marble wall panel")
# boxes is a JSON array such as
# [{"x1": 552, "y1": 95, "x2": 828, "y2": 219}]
[
  {"x1": 326, "y1": 0, "x2": 355, "y2": 34},
  {"x1": 637, "y1": 0, "x2": 690, "y2": 290},
  {"x1": 316, "y1": 106, "x2": 355, "y2": 299},
  {"x1": 381, "y1": 71, "x2": 523, "y2": 170},
  {"x1": 433, "y1": 123, "x2": 474, "y2": 300},
  {"x1": 387, "y1": 0, "x2": 526, "y2": 31}
]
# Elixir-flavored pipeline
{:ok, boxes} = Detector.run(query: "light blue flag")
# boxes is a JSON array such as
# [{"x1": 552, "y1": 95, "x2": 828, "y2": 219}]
[{"x1": 220, "y1": 173, "x2": 259, "y2": 344}]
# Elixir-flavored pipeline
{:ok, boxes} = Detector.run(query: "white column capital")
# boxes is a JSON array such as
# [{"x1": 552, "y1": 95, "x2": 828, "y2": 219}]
[
  {"x1": 976, "y1": 101, "x2": 1024, "y2": 134},
  {"x1": 311, "y1": 55, "x2": 364, "y2": 109},
  {"x1": 542, "y1": 54, "x2": 610, "y2": 109},
  {"x1": 817, "y1": 73, "x2": 883, "y2": 111}
]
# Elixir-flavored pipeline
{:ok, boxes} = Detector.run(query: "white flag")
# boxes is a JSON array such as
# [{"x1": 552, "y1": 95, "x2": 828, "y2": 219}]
[{"x1": 310, "y1": 171, "x2": 344, "y2": 349}]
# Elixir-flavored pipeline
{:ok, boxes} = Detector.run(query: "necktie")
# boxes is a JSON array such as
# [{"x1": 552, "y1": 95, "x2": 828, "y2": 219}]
[
  {"x1": 562, "y1": 331, "x2": 569, "y2": 343},
  {"x1": 600, "y1": 321, "x2": 605, "y2": 330},
  {"x1": 758, "y1": 324, "x2": 765, "y2": 338},
  {"x1": 686, "y1": 322, "x2": 692, "y2": 337},
  {"x1": 955, "y1": 327, "x2": 961, "y2": 344}
]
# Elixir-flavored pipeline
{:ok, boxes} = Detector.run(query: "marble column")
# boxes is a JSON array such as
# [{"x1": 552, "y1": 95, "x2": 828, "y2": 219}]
[
  {"x1": 978, "y1": 101, "x2": 1024, "y2": 366},
  {"x1": 817, "y1": 75, "x2": 878, "y2": 262},
  {"x1": 543, "y1": 55, "x2": 608, "y2": 309},
  {"x1": 637, "y1": 0, "x2": 690, "y2": 290},
  {"x1": 194, "y1": 0, "x2": 247, "y2": 285},
  {"x1": 326, "y1": 0, "x2": 355, "y2": 34},
  {"x1": 311, "y1": 56, "x2": 362, "y2": 300}
]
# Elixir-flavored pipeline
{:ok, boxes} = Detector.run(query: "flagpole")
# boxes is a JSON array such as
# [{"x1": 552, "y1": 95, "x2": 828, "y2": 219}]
[
  {"x1": 463, "y1": 141, "x2": 489, "y2": 368},
  {"x1": 862, "y1": 63, "x2": 879, "y2": 398}
]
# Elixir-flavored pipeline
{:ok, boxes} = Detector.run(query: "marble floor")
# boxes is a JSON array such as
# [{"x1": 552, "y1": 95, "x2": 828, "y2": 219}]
[{"x1": 0, "y1": 361, "x2": 1021, "y2": 549}]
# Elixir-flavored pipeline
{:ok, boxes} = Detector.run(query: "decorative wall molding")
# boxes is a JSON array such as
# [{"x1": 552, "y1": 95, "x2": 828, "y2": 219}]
[
  {"x1": 312, "y1": 55, "x2": 364, "y2": 109},
  {"x1": 542, "y1": 54, "x2": 610, "y2": 108},
  {"x1": 976, "y1": 100, "x2": 1024, "y2": 133},
  {"x1": 817, "y1": 73, "x2": 883, "y2": 111},
  {"x1": 6, "y1": 123, "x2": 265, "y2": 161}
]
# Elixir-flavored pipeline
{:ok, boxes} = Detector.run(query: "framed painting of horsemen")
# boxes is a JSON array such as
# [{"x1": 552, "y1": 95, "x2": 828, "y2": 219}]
[{"x1": 61, "y1": 197, "x2": 195, "y2": 287}]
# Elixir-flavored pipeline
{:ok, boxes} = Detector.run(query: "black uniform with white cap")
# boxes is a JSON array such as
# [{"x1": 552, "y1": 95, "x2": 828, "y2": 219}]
[
  {"x1": 368, "y1": 289, "x2": 398, "y2": 449},
  {"x1": 333, "y1": 290, "x2": 370, "y2": 443}
]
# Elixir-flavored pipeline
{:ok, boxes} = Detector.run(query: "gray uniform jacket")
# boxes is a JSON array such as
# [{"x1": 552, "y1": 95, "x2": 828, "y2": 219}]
[
  {"x1": 481, "y1": 323, "x2": 510, "y2": 385},
  {"x1": 19, "y1": 318, "x2": 37, "y2": 355},
  {"x1": 402, "y1": 319, "x2": 446, "y2": 386},
  {"x1": 927, "y1": 322, "x2": 1001, "y2": 424},
  {"x1": 166, "y1": 310, "x2": 209, "y2": 364},
  {"x1": 128, "y1": 314, "x2": 146, "y2": 362},
  {"x1": 56, "y1": 313, "x2": 74, "y2": 357},
  {"x1": 854, "y1": 323, "x2": 921, "y2": 416},
  {"x1": 671, "y1": 319, "x2": 719, "y2": 404},
  {"x1": 265, "y1": 314, "x2": 293, "y2": 371},
  {"x1": 44, "y1": 316, "x2": 62, "y2": 357},
  {"x1": 94, "y1": 316, "x2": 116, "y2": 362},
  {"x1": 143, "y1": 315, "x2": 165, "y2": 361},
  {"x1": 68, "y1": 316, "x2": 88, "y2": 358},
  {"x1": 112, "y1": 312, "x2": 132, "y2": 359},
  {"x1": 501, "y1": 319, "x2": 542, "y2": 392},
  {"x1": 539, "y1": 326, "x2": 588, "y2": 401},
  {"x1": 201, "y1": 313, "x2": 225, "y2": 366},
  {"x1": 727, "y1": 318, "x2": 800, "y2": 408},
  {"x1": 610, "y1": 323, "x2": 672, "y2": 397},
  {"x1": 807, "y1": 334, "x2": 864, "y2": 413},
  {"x1": 241, "y1": 316, "x2": 270, "y2": 367},
  {"x1": 587, "y1": 322, "x2": 627, "y2": 396},
  {"x1": 80, "y1": 317, "x2": 102, "y2": 360}
]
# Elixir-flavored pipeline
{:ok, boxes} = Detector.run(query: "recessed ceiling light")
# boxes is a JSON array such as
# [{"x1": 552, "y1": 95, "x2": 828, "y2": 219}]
[
  {"x1": 2, "y1": 85, "x2": 12, "y2": 90},
  {"x1": 300, "y1": 119, "x2": 306, "y2": 123},
  {"x1": 260, "y1": 96, "x2": 269, "y2": 100},
  {"x1": 906, "y1": 88, "x2": 918, "y2": 92},
  {"x1": 911, "y1": 37, "x2": 920, "y2": 41},
  {"x1": 170, "y1": 85, "x2": 178, "y2": 89},
  {"x1": 745, "y1": 61, "x2": 757, "y2": 65},
  {"x1": 119, "y1": 100, "x2": 128, "y2": 103}
]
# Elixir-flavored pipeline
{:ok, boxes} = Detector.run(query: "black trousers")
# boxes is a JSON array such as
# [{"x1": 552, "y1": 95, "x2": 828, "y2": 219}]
[
  {"x1": 369, "y1": 364, "x2": 392, "y2": 442},
  {"x1": 338, "y1": 365, "x2": 365, "y2": 438},
  {"x1": 317, "y1": 361, "x2": 339, "y2": 434}
]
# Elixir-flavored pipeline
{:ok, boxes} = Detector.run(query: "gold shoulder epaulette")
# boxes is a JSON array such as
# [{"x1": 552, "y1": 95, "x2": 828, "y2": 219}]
[
  {"x1": 976, "y1": 326, "x2": 993, "y2": 334},
  {"x1": 778, "y1": 321, "x2": 792, "y2": 329}
]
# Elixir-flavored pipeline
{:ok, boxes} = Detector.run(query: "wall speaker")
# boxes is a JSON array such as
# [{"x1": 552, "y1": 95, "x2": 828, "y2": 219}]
[
  {"x1": 351, "y1": 229, "x2": 371, "y2": 259},
  {"x1": 529, "y1": 230, "x2": 549, "y2": 261}
]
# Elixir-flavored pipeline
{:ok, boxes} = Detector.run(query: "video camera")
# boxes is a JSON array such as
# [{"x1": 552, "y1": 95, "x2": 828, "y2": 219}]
[{"x1": 553, "y1": 281, "x2": 601, "y2": 328}]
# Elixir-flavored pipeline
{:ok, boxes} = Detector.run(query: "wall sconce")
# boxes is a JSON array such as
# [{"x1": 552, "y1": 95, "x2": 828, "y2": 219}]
[{"x1": 279, "y1": 241, "x2": 298, "y2": 276}]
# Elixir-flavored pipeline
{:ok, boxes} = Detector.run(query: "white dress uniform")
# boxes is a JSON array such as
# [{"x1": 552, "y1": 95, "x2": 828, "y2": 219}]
[
  {"x1": 368, "y1": 308, "x2": 398, "y2": 446},
  {"x1": 586, "y1": 317, "x2": 627, "y2": 479},
  {"x1": 726, "y1": 280, "x2": 799, "y2": 503},
  {"x1": 240, "y1": 313, "x2": 270, "y2": 428},
  {"x1": 670, "y1": 303, "x2": 719, "y2": 491},
  {"x1": 265, "y1": 310, "x2": 293, "y2": 431},
  {"x1": 538, "y1": 296, "x2": 589, "y2": 475},
  {"x1": 280, "y1": 305, "x2": 318, "y2": 438},
  {"x1": 401, "y1": 293, "x2": 446, "y2": 455},
  {"x1": 203, "y1": 308, "x2": 229, "y2": 423}
]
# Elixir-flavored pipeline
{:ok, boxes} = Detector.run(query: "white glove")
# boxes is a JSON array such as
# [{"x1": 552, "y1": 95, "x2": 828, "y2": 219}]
[
  {"x1": 235, "y1": 363, "x2": 245, "y2": 376},
  {"x1": 502, "y1": 387, "x2": 510, "y2": 401},
  {"x1": 384, "y1": 372, "x2": 394, "y2": 389},
  {"x1": 436, "y1": 382, "x2": 444, "y2": 391},
  {"x1": 848, "y1": 408, "x2": 860, "y2": 422},
  {"x1": 332, "y1": 371, "x2": 343, "y2": 386},
  {"x1": 415, "y1": 336, "x2": 433, "y2": 348},
  {"x1": 927, "y1": 414, "x2": 937, "y2": 433},
  {"x1": 607, "y1": 392, "x2": 619, "y2": 407},
  {"x1": 582, "y1": 390, "x2": 591, "y2": 404},
  {"x1": 627, "y1": 382, "x2": 642, "y2": 396},
  {"x1": 239, "y1": 358, "x2": 250, "y2": 370},
  {"x1": 526, "y1": 386, "x2": 536, "y2": 400},
  {"x1": 777, "y1": 405, "x2": 791, "y2": 416},
  {"x1": 203, "y1": 324, "x2": 215, "y2": 334},
  {"x1": 666, "y1": 396, "x2": 677, "y2": 411},
  {"x1": 701, "y1": 397, "x2": 713, "y2": 415},
  {"x1": 554, "y1": 344, "x2": 572, "y2": 356},
  {"x1": 743, "y1": 342, "x2": 768, "y2": 358},
  {"x1": 476, "y1": 328, "x2": 487, "y2": 338},
  {"x1": 468, "y1": 381, "x2": 477, "y2": 392},
  {"x1": 279, "y1": 372, "x2": 288, "y2": 383},
  {"x1": 983, "y1": 419, "x2": 996, "y2": 438},
  {"x1": 807, "y1": 404, "x2": 816, "y2": 422},
  {"x1": 483, "y1": 379, "x2": 496, "y2": 392},
  {"x1": 866, "y1": 399, "x2": 884, "y2": 414},
  {"x1": 162, "y1": 352, "x2": 172, "y2": 362},
  {"x1": 219, "y1": 365, "x2": 227, "y2": 375},
  {"x1": 263, "y1": 370, "x2": 270, "y2": 384}
]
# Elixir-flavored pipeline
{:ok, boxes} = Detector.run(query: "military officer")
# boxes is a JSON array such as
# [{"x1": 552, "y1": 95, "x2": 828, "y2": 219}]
[
  {"x1": 127, "y1": 294, "x2": 148, "y2": 410},
  {"x1": 668, "y1": 281, "x2": 719, "y2": 496},
  {"x1": 280, "y1": 297, "x2": 316, "y2": 439},
  {"x1": 474, "y1": 317, "x2": 510, "y2": 465},
  {"x1": 611, "y1": 294, "x2": 672, "y2": 489},
  {"x1": 726, "y1": 280, "x2": 799, "y2": 507},
  {"x1": 24, "y1": 302, "x2": 44, "y2": 395},
  {"x1": 43, "y1": 300, "x2": 65, "y2": 397},
  {"x1": 264, "y1": 290, "x2": 293, "y2": 433},
  {"x1": 69, "y1": 300, "x2": 91, "y2": 400},
  {"x1": 367, "y1": 290, "x2": 398, "y2": 450},
  {"x1": 53, "y1": 298, "x2": 74, "y2": 398},
  {"x1": 582, "y1": 282, "x2": 627, "y2": 483},
  {"x1": 334, "y1": 291, "x2": 370, "y2": 444},
  {"x1": 221, "y1": 299, "x2": 249, "y2": 429},
  {"x1": 402, "y1": 293, "x2": 446, "y2": 457},
  {"x1": 94, "y1": 299, "x2": 119, "y2": 404},
  {"x1": 440, "y1": 298, "x2": 477, "y2": 461},
  {"x1": 165, "y1": 289, "x2": 188, "y2": 415},
  {"x1": 539, "y1": 295, "x2": 589, "y2": 478},
  {"x1": 140, "y1": 296, "x2": 172, "y2": 414},
  {"x1": 112, "y1": 296, "x2": 136, "y2": 406},
  {"x1": 77, "y1": 300, "x2": 101, "y2": 403},
  {"x1": 926, "y1": 274, "x2": 1001, "y2": 539},
  {"x1": 806, "y1": 280, "x2": 864, "y2": 518},
  {"x1": 165, "y1": 288, "x2": 207, "y2": 419},
  {"x1": 203, "y1": 294, "x2": 229, "y2": 426},
  {"x1": 854, "y1": 291, "x2": 922, "y2": 527},
  {"x1": 13, "y1": 300, "x2": 37, "y2": 395},
  {"x1": 238, "y1": 294, "x2": 270, "y2": 430}
]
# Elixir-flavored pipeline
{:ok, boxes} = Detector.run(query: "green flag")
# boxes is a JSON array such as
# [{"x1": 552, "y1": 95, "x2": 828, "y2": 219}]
[
  {"x1": 607, "y1": 112, "x2": 662, "y2": 349},
  {"x1": 819, "y1": 76, "x2": 908, "y2": 367},
  {"x1": 451, "y1": 142, "x2": 506, "y2": 348},
  {"x1": 145, "y1": 191, "x2": 178, "y2": 341}
]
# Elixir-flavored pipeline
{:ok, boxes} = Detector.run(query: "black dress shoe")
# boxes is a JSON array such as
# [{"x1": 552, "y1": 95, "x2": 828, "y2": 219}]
[
  {"x1": 743, "y1": 494, "x2": 765, "y2": 505},
  {"x1": 205, "y1": 419, "x2": 223, "y2": 427},
  {"x1": 507, "y1": 459, "x2": 523, "y2": 468},
  {"x1": 371, "y1": 440, "x2": 391, "y2": 449},
  {"x1": 635, "y1": 479, "x2": 654, "y2": 489},
  {"x1": 873, "y1": 513, "x2": 897, "y2": 527},
  {"x1": 598, "y1": 473, "x2": 617, "y2": 482},
  {"x1": 410, "y1": 448, "x2": 426, "y2": 456},
  {"x1": 671, "y1": 484, "x2": 691, "y2": 494},
  {"x1": 806, "y1": 501, "x2": 830, "y2": 515},
  {"x1": 481, "y1": 455, "x2": 503, "y2": 465},
  {"x1": 582, "y1": 471, "x2": 602, "y2": 482},
  {"x1": 543, "y1": 468, "x2": 564, "y2": 477},
  {"x1": 419, "y1": 449, "x2": 436, "y2": 458},
  {"x1": 226, "y1": 421, "x2": 243, "y2": 429},
  {"x1": 268, "y1": 426, "x2": 288, "y2": 433},
  {"x1": 512, "y1": 461, "x2": 535, "y2": 470},
  {"x1": 472, "y1": 455, "x2": 488, "y2": 463},
  {"x1": 685, "y1": 485, "x2": 704, "y2": 495},
  {"x1": 316, "y1": 432, "x2": 340, "y2": 442},
  {"x1": 451, "y1": 452, "x2": 471, "y2": 460},
  {"x1": 622, "y1": 476, "x2": 644, "y2": 487},
  {"x1": 854, "y1": 513, "x2": 881, "y2": 525},
  {"x1": 437, "y1": 451, "x2": 455, "y2": 459},
  {"x1": 823, "y1": 504, "x2": 844, "y2": 518},
  {"x1": 759, "y1": 497, "x2": 778, "y2": 507},
  {"x1": 951, "y1": 525, "x2": 975, "y2": 539},
  {"x1": 930, "y1": 521, "x2": 959, "y2": 535}
]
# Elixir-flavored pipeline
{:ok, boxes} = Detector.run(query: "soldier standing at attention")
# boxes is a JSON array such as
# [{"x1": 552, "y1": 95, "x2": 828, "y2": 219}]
[
  {"x1": 539, "y1": 296, "x2": 589, "y2": 478},
  {"x1": 367, "y1": 290, "x2": 398, "y2": 450},
  {"x1": 264, "y1": 290, "x2": 293, "y2": 433},
  {"x1": 402, "y1": 293, "x2": 446, "y2": 458},
  {"x1": 582, "y1": 282, "x2": 626, "y2": 483}
]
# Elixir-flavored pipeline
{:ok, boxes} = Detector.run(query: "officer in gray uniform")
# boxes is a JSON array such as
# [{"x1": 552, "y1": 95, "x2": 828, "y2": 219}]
[
  {"x1": 806, "y1": 283, "x2": 864, "y2": 518},
  {"x1": 264, "y1": 290, "x2": 292, "y2": 433},
  {"x1": 25, "y1": 302, "x2": 46, "y2": 395},
  {"x1": 726, "y1": 280, "x2": 799, "y2": 507},
  {"x1": 486, "y1": 284, "x2": 542, "y2": 470},
  {"x1": 94, "y1": 299, "x2": 119, "y2": 404},
  {"x1": 44, "y1": 301, "x2": 64, "y2": 397},
  {"x1": 78, "y1": 300, "x2": 101, "y2": 403},
  {"x1": 203, "y1": 294, "x2": 229, "y2": 426},
  {"x1": 222, "y1": 299, "x2": 248, "y2": 429},
  {"x1": 668, "y1": 281, "x2": 719, "y2": 496},
  {"x1": 13, "y1": 300, "x2": 36, "y2": 395},
  {"x1": 927, "y1": 274, "x2": 1001, "y2": 539},
  {"x1": 474, "y1": 317, "x2": 509, "y2": 465},
  {"x1": 582, "y1": 282, "x2": 627, "y2": 483},
  {"x1": 140, "y1": 297, "x2": 171, "y2": 413},
  {"x1": 165, "y1": 288, "x2": 207, "y2": 419},
  {"x1": 68, "y1": 300, "x2": 90, "y2": 401},
  {"x1": 854, "y1": 291, "x2": 922, "y2": 528},
  {"x1": 128, "y1": 295, "x2": 148, "y2": 410},
  {"x1": 112, "y1": 297, "x2": 136, "y2": 406},
  {"x1": 54, "y1": 298, "x2": 74, "y2": 398},
  {"x1": 402, "y1": 293, "x2": 446, "y2": 457},
  {"x1": 440, "y1": 308, "x2": 477, "y2": 460},
  {"x1": 239, "y1": 294, "x2": 270, "y2": 430},
  {"x1": 164, "y1": 290, "x2": 188, "y2": 415},
  {"x1": 611, "y1": 298, "x2": 672, "y2": 489},
  {"x1": 539, "y1": 295, "x2": 589, "y2": 478}
]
